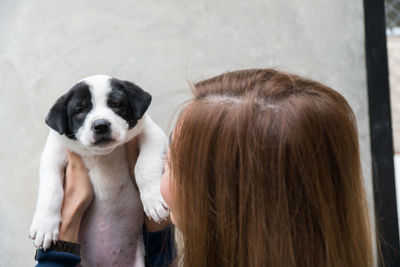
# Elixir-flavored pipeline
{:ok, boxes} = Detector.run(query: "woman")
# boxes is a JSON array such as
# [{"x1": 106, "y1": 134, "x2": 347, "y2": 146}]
[{"x1": 36, "y1": 69, "x2": 374, "y2": 266}]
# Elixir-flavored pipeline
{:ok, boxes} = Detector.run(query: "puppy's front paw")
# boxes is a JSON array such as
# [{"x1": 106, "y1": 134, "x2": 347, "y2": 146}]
[
  {"x1": 141, "y1": 189, "x2": 169, "y2": 222},
  {"x1": 29, "y1": 213, "x2": 61, "y2": 249}
]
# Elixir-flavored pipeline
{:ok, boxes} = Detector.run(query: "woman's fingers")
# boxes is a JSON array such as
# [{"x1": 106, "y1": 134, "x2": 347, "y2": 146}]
[
  {"x1": 66, "y1": 149, "x2": 85, "y2": 169},
  {"x1": 66, "y1": 149, "x2": 76, "y2": 160},
  {"x1": 64, "y1": 150, "x2": 93, "y2": 210}
]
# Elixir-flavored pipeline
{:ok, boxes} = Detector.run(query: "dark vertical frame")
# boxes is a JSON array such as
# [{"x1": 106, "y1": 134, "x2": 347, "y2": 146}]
[{"x1": 364, "y1": 0, "x2": 400, "y2": 266}]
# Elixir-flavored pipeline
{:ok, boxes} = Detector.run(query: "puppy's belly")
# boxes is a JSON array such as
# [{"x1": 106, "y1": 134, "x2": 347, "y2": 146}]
[{"x1": 79, "y1": 152, "x2": 144, "y2": 266}]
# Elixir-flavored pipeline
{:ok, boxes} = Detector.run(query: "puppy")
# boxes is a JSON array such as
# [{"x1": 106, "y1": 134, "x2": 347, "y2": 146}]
[{"x1": 29, "y1": 75, "x2": 169, "y2": 266}]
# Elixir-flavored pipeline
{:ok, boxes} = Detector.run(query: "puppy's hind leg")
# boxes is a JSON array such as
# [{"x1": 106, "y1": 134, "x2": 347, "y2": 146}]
[{"x1": 134, "y1": 235, "x2": 145, "y2": 267}]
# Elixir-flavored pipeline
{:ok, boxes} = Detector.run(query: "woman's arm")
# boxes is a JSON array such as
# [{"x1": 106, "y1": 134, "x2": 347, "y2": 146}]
[{"x1": 59, "y1": 150, "x2": 94, "y2": 242}]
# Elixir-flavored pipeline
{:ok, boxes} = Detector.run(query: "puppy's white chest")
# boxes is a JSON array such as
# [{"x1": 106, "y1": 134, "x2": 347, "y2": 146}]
[
  {"x1": 79, "y1": 146, "x2": 144, "y2": 266},
  {"x1": 83, "y1": 146, "x2": 133, "y2": 199}
]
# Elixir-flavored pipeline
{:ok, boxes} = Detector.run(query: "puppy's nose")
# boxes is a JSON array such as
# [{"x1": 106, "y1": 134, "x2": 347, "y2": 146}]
[{"x1": 92, "y1": 119, "x2": 111, "y2": 134}]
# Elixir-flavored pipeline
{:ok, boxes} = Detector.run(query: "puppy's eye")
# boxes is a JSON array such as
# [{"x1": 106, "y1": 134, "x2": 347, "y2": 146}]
[
  {"x1": 73, "y1": 103, "x2": 89, "y2": 114},
  {"x1": 73, "y1": 106, "x2": 85, "y2": 114},
  {"x1": 80, "y1": 100, "x2": 88, "y2": 107},
  {"x1": 109, "y1": 101, "x2": 122, "y2": 108}
]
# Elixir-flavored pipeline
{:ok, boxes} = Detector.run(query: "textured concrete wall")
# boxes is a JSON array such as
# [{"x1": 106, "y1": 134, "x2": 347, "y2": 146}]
[{"x1": 0, "y1": 0, "x2": 370, "y2": 265}]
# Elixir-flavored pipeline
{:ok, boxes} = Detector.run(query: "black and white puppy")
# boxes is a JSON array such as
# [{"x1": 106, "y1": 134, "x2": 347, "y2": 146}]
[{"x1": 29, "y1": 75, "x2": 168, "y2": 266}]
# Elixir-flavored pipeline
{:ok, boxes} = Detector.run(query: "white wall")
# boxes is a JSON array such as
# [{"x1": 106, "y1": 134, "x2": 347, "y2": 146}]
[{"x1": 0, "y1": 0, "x2": 371, "y2": 265}]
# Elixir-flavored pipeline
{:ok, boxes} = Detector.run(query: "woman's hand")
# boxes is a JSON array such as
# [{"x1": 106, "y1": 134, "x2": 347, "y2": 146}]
[
  {"x1": 126, "y1": 138, "x2": 171, "y2": 232},
  {"x1": 59, "y1": 150, "x2": 93, "y2": 243}
]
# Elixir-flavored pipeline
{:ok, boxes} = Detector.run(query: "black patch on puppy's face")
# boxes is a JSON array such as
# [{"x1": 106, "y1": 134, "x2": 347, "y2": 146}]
[
  {"x1": 46, "y1": 82, "x2": 92, "y2": 139},
  {"x1": 109, "y1": 78, "x2": 152, "y2": 128}
]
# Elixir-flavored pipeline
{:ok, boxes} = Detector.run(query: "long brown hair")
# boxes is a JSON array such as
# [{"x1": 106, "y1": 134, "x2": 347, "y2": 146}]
[{"x1": 169, "y1": 69, "x2": 374, "y2": 266}]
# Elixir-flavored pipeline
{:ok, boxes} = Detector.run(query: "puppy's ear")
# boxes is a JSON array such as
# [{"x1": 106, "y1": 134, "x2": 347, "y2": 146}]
[
  {"x1": 45, "y1": 93, "x2": 70, "y2": 135},
  {"x1": 119, "y1": 80, "x2": 152, "y2": 119}
]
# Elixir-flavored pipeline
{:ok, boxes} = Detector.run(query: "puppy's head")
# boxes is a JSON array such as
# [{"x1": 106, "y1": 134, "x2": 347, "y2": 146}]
[{"x1": 46, "y1": 75, "x2": 151, "y2": 154}]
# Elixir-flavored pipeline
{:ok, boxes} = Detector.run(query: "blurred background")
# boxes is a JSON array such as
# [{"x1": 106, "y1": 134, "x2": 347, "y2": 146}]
[{"x1": 0, "y1": 0, "x2": 397, "y2": 265}]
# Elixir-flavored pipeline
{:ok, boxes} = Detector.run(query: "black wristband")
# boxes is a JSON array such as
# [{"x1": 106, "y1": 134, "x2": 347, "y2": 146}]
[{"x1": 35, "y1": 240, "x2": 80, "y2": 260}]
